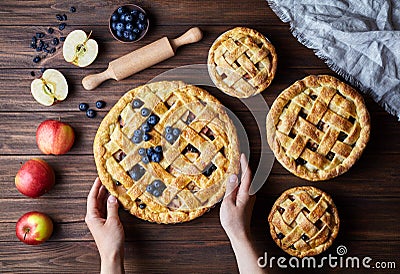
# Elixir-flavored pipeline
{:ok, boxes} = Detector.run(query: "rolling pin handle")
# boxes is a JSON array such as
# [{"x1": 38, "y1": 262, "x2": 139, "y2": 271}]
[
  {"x1": 170, "y1": 27, "x2": 203, "y2": 52},
  {"x1": 82, "y1": 67, "x2": 116, "y2": 90}
]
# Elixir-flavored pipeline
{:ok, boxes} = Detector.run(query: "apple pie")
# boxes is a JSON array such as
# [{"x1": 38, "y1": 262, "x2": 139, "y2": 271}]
[
  {"x1": 266, "y1": 75, "x2": 370, "y2": 181},
  {"x1": 93, "y1": 81, "x2": 240, "y2": 223},
  {"x1": 208, "y1": 27, "x2": 277, "y2": 98},
  {"x1": 268, "y1": 186, "x2": 340, "y2": 257}
]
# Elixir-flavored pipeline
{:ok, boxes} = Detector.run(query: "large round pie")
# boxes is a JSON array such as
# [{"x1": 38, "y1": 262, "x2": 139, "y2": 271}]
[
  {"x1": 208, "y1": 27, "x2": 277, "y2": 98},
  {"x1": 94, "y1": 81, "x2": 240, "y2": 223},
  {"x1": 266, "y1": 75, "x2": 370, "y2": 181},
  {"x1": 268, "y1": 186, "x2": 340, "y2": 258}
]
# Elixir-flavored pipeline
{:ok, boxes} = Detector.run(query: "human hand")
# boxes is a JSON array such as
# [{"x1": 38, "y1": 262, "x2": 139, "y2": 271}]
[
  {"x1": 220, "y1": 153, "x2": 256, "y2": 241},
  {"x1": 85, "y1": 178, "x2": 125, "y2": 274}
]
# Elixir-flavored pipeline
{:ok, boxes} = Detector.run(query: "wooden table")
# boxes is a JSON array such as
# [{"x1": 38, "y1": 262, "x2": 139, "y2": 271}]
[{"x1": 0, "y1": 0, "x2": 399, "y2": 273}]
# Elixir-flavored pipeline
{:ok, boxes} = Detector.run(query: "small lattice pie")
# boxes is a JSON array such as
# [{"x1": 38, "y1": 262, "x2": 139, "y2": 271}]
[
  {"x1": 208, "y1": 27, "x2": 277, "y2": 98},
  {"x1": 94, "y1": 81, "x2": 240, "y2": 224},
  {"x1": 266, "y1": 75, "x2": 370, "y2": 181},
  {"x1": 268, "y1": 186, "x2": 340, "y2": 257}
]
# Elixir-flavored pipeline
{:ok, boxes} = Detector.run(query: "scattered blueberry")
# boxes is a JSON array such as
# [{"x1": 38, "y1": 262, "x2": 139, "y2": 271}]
[
  {"x1": 36, "y1": 32, "x2": 45, "y2": 38},
  {"x1": 56, "y1": 14, "x2": 63, "y2": 21},
  {"x1": 142, "y1": 155, "x2": 149, "y2": 164},
  {"x1": 142, "y1": 133, "x2": 151, "y2": 142},
  {"x1": 38, "y1": 40, "x2": 44, "y2": 47},
  {"x1": 43, "y1": 48, "x2": 50, "y2": 53},
  {"x1": 141, "y1": 108, "x2": 150, "y2": 117},
  {"x1": 70, "y1": 6, "x2": 76, "y2": 13},
  {"x1": 30, "y1": 71, "x2": 35, "y2": 77},
  {"x1": 32, "y1": 36, "x2": 37, "y2": 43},
  {"x1": 40, "y1": 67, "x2": 46, "y2": 73},
  {"x1": 79, "y1": 103, "x2": 89, "y2": 111},
  {"x1": 49, "y1": 48, "x2": 56, "y2": 54},
  {"x1": 36, "y1": 47, "x2": 42, "y2": 52},
  {"x1": 52, "y1": 37, "x2": 59, "y2": 46},
  {"x1": 172, "y1": 128, "x2": 180, "y2": 136},
  {"x1": 30, "y1": 42, "x2": 37, "y2": 49},
  {"x1": 47, "y1": 27, "x2": 54, "y2": 34},
  {"x1": 96, "y1": 100, "x2": 106, "y2": 109},
  {"x1": 139, "y1": 203, "x2": 146, "y2": 209},
  {"x1": 134, "y1": 129, "x2": 142, "y2": 137},
  {"x1": 33, "y1": 56, "x2": 41, "y2": 63},
  {"x1": 62, "y1": 14, "x2": 67, "y2": 21},
  {"x1": 59, "y1": 23, "x2": 66, "y2": 31},
  {"x1": 60, "y1": 36, "x2": 66, "y2": 42},
  {"x1": 43, "y1": 43, "x2": 49, "y2": 49},
  {"x1": 138, "y1": 148, "x2": 146, "y2": 156},
  {"x1": 132, "y1": 136, "x2": 141, "y2": 144},
  {"x1": 154, "y1": 146, "x2": 162, "y2": 153},
  {"x1": 166, "y1": 133, "x2": 174, "y2": 143},
  {"x1": 86, "y1": 109, "x2": 96, "y2": 118}
]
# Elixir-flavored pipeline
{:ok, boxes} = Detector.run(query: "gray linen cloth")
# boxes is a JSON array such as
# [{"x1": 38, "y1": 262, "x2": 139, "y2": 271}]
[{"x1": 267, "y1": 0, "x2": 400, "y2": 120}]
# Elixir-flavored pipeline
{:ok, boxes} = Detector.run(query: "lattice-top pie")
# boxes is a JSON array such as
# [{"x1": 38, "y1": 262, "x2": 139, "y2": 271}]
[
  {"x1": 208, "y1": 27, "x2": 277, "y2": 98},
  {"x1": 268, "y1": 186, "x2": 340, "y2": 257},
  {"x1": 266, "y1": 75, "x2": 370, "y2": 181},
  {"x1": 94, "y1": 81, "x2": 240, "y2": 223}
]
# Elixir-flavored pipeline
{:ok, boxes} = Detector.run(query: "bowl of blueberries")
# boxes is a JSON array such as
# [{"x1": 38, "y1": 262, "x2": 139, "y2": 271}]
[{"x1": 109, "y1": 4, "x2": 149, "y2": 43}]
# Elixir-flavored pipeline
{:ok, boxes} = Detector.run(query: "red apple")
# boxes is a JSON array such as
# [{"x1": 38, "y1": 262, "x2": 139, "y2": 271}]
[
  {"x1": 36, "y1": 119, "x2": 75, "y2": 155},
  {"x1": 16, "y1": 211, "x2": 53, "y2": 245},
  {"x1": 15, "y1": 158, "x2": 55, "y2": 198}
]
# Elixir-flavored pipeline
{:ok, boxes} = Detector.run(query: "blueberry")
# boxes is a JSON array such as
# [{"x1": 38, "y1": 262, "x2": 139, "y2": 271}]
[
  {"x1": 139, "y1": 203, "x2": 146, "y2": 209},
  {"x1": 117, "y1": 6, "x2": 127, "y2": 14},
  {"x1": 86, "y1": 109, "x2": 96, "y2": 118},
  {"x1": 70, "y1": 6, "x2": 76, "y2": 13},
  {"x1": 33, "y1": 56, "x2": 41, "y2": 63},
  {"x1": 153, "y1": 180, "x2": 162, "y2": 188},
  {"x1": 116, "y1": 30, "x2": 123, "y2": 38},
  {"x1": 152, "y1": 190, "x2": 161, "y2": 197},
  {"x1": 111, "y1": 22, "x2": 117, "y2": 30},
  {"x1": 111, "y1": 13, "x2": 119, "y2": 22},
  {"x1": 43, "y1": 48, "x2": 50, "y2": 53},
  {"x1": 49, "y1": 48, "x2": 56, "y2": 54},
  {"x1": 132, "y1": 99, "x2": 143, "y2": 108},
  {"x1": 147, "y1": 115, "x2": 159, "y2": 126},
  {"x1": 142, "y1": 133, "x2": 151, "y2": 142},
  {"x1": 166, "y1": 133, "x2": 174, "y2": 143},
  {"x1": 172, "y1": 128, "x2": 180, "y2": 136},
  {"x1": 30, "y1": 71, "x2": 35, "y2": 77},
  {"x1": 115, "y1": 22, "x2": 124, "y2": 31},
  {"x1": 56, "y1": 14, "x2": 63, "y2": 21},
  {"x1": 38, "y1": 40, "x2": 44, "y2": 47},
  {"x1": 301, "y1": 234, "x2": 309, "y2": 241},
  {"x1": 36, "y1": 47, "x2": 42, "y2": 52},
  {"x1": 130, "y1": 171, "x2": 139, "y2": 180},
  {"x1": 131, "y1": 10, "x2": 138, "y2": 17},
  {"x1": 138, "y1": 23, "x2": 146, "y2": 31},
  {"x1": 120, "y1": 13, "x2": 126, "y2": 22},
  {"x1": 60, "y1": 36, "x2": 66, "y2": 42},
  {"x1": 123, "y1": 30, "x2": 131, "y2": 39},
  {"x1": 141, "y1": 108, "x2": 150, "y2": 117},
  {"x1": 154, "y1": 145, "x2": 162, "y2": 153},
  {"x1": 125, "y1": 14, "x2": 133, "y2": 22},
  {"x1": 36, "y1": 32, "x2": 45, "y2": 38},
  {"x1": 138, "y1": 148, "x2": 146, "y2": 156},
  {"x1": 146, "y1": 184, "x2": 154, "y2": 193},
  {"x1": 142, "y1": 155, "x2": 149, "y2": 164},
  {"x1": 62, "y1": 14, "x2": 68, "y2": 21},
  {"x1": 40, "y1": 67, "x2": 46, "y2": 73},
  {"x1": 147, "y1": 147, "x2": 155, "y2": 157},
  {"x1": 52, "y1": 38, "x2": 59, "y2": 46},
  {"x1": 128, "y1": 33, "x2": 137, "y2": 41},
  {"x1": 132, "y1": 135, "x2": 141, "y2": 144},
  {"x1": 141, "y1": 123, "x2": 151, "y2": 132},
  {"x1": 47, "y1": 27, "x2": 54, "y2": 34},
  {"x1": 43, "y1": 43, "x2": 49, "y2": 49},
  {"x1": 134, "y1": 129, "x2": 142, "y2": 137},
  {"x1": 277, "y1": 233, "x2": 285, "y2": 239},
  {"x1": 96, "y1": 100, "x2": 106, "y2": 109},
  {"x1": 59, "y1": 23, "x2": 66, "y2": 31},
  {"x1": 79, "y1": 103, "x2": 89, "y2": 111},
  {"x1": 165, "y1": 126, "x2": 172, "y2": 134},
  {"x1": 133, "y1": 28, "x2": 140, "y2": 34},
  {"x1": 138, "y1": 12, "x2": 146, "y2": 21},
  {"x1": 30, "y1": 42, "x2": 37, "y2": 49},
  {"x1": 115, "y1": 181, "x2": 122, "y2": 186},
  {"x1": 126, "y1": 23, "x2": 133, "y2": 31},
  {"x1": 151, "y1": 153, "x2": 162, "y2": 163}
]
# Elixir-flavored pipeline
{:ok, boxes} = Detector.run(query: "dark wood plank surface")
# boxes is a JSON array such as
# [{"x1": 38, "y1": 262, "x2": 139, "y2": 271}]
[{"x1": 0, "y1": 0, "x2": 399, "y2": 273}]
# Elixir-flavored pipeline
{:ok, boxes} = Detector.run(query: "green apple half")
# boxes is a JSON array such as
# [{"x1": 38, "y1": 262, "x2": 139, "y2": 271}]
[
  {"x1": 63, "y1": 30, "x2": 98, "y2": 67},
  {"x1": 31, "y1": 69, "x2": 68, "y2": 106}
]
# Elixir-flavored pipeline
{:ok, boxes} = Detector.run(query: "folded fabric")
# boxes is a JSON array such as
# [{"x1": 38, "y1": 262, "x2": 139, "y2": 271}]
[{"x1": 267, "y1": 0, "x2": 400, "y2": 120}]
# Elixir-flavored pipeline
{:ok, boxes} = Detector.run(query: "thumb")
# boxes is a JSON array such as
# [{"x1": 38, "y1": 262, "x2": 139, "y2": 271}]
[
  {"x1": 224, "y1": 174, "x2": 239, "y2": 203},
  {"x1": 106, "y1": 195, "x2": 120, "y2": 220}
]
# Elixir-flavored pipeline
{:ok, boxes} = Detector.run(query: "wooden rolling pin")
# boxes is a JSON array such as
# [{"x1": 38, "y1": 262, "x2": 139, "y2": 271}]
[{"x1": 82, "y1": 27, "x2": 203, "y2": 90}]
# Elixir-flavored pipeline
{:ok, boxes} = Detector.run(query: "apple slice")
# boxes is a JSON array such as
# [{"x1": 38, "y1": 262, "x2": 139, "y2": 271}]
[
  {"x1": 31, "y1": 69, "x2": 68, "y2": 106},
  {"x1": 63, "y1": 30, "x2": 98, "y2": 67}
]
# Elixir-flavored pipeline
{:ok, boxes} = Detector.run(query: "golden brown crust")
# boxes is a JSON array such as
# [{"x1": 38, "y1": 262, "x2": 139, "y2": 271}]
[
  {"x1": 94, "y1": 81, "x2": 240, "y2": 224},
  {"x1": 266, "y1": 75, "x2": 370, "y2": 181},
  {"x1": 207, "y1": 27, "x2": 277, "y2": 98},
  {"x1": 268, "y1": 186, "x2": 340, "y2": 258}
]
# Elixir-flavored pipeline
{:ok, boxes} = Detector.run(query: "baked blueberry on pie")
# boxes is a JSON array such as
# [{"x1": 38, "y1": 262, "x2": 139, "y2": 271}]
[
  {"x1": 266, "y1": 75, "x2": 370, "y2": 181},
  {"x1": 208, "y1": 27, "x2": 277, "y2": 98},
  {"x1": 94, "y1": 81, "x2": 239, "y2": 223},
  {"x1": 268, "y1": 186, "x2": 340, "y2": 257}
]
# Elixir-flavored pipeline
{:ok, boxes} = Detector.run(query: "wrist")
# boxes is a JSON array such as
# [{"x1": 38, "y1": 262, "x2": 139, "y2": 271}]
[{"x1": 100, "y1": 251, "x2": 124, "y2": 274}]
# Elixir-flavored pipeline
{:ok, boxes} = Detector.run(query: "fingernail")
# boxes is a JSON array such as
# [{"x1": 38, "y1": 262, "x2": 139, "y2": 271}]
[
  {"x1": 108, "y1": 195, "x2": 117, "y2": 203},
  {"x1": 229, "y1": 174, "x2": 237, "y2": 183}
]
